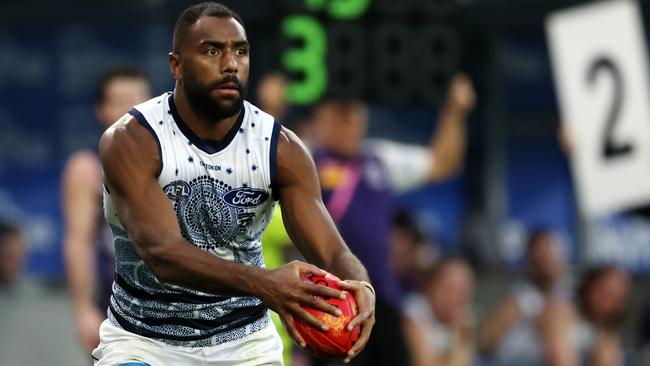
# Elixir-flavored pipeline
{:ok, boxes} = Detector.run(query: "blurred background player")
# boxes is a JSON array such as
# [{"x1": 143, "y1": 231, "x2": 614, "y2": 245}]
[
  {"x1": 257, "y1": 71, "x2": 289, "y2": 123},
  {"x1": 480, "y1": 228, "x2": 577, "y2": 366},
  {"x1": 308, "y1": 74, "x2": 475, "y2": 365},
  {"x1": 402, "y1": 258, "x2": 476, "y2": 366},
  {"x1": 62, "y1": 66, "x2": 151, "y2": 353},
  {"x1": 577, "y1": 265, "x2": 631, "y2": 366}
]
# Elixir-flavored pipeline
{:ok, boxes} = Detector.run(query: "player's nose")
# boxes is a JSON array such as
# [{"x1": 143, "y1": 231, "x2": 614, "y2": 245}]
[{"x1": 221, "y1": 51, "x2": 238, "y2": 74}]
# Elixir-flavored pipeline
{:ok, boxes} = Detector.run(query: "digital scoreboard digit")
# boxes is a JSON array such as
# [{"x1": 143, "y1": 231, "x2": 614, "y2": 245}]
[{"x1": 280, "y1": 0, "x2": 461, "y2": 105}]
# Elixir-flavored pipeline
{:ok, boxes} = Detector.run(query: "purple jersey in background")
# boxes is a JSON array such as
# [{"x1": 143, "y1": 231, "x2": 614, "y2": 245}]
[{"x1": 315, "y1": 149, "x2": 401, "y2": 304}]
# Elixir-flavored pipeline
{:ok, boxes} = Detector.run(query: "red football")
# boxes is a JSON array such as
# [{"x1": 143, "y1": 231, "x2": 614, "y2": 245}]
[{"x1": 294, "y1": 273, "x2": 361, "y2": 358}]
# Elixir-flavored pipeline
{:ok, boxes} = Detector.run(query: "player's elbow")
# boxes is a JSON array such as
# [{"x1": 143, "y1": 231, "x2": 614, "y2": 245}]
[{"x1": 132, "y1": 236, "x2": 179, "y2": 282}]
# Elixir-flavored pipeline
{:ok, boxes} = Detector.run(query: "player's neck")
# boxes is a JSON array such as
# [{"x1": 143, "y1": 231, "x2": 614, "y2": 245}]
[{"x1": 172, "y1": 87, "x2": 241, "y2": 141}]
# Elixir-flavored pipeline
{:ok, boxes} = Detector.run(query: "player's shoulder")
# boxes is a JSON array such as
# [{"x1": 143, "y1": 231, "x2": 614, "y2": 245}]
[
  {"x1": 65, "y1": 149, "x2": 99, "y2": 171},
  {"x1": 99, "y1": 113, "x2": 157, "y2": 161},
  {"x1": 277, "y1": 125, "x2": 304, "y2": 152},
  {"x1": 62, "y1": 150, "x2": 101, "y2": 187}
]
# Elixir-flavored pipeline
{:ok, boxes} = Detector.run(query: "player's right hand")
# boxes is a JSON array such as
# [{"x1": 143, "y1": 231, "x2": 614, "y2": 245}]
[
  {"x1": 255, "y1": 260, "x2": 346, "y2": 348},
  {"x1": 74, "y1": 304, "x2": 103, "y2": 353}
]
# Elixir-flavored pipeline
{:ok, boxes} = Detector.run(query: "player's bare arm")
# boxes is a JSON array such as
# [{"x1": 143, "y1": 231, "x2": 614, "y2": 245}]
[
  {"x1": 429, "y1": 73, "x2": 476, "y2": 181},
  {"x1": 62, "y1": 151, "x2": 104, "y2": 352},
  {"x1": 99, "y1": 115, "x2": 343, "y2": 332},
  {"x1": 276, "y1": 126, "x2": 376, "y2": 363}
]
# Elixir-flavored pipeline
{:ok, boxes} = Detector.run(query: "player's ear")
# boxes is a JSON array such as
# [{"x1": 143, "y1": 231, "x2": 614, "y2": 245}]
[{"x1": 168, "y1": 52, "x2": 182, "y2": 81}]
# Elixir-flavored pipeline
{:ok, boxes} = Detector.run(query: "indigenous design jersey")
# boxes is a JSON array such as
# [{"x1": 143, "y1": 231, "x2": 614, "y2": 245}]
[{"x1": 104, "y1": 92, "x2": 281, "y2": 347}]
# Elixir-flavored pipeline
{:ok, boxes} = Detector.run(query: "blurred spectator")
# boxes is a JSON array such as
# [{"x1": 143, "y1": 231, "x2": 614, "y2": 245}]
[
  {"x1": 0, "y1": 222, "x2": 27, "y2": 289},
  {"x1": 62, "y1": 66, "x2": 150, "y2": 353},
  {"x1": 577, "y1": 266, "x2": 631, "y2": 366},
  {"x1": 480, "y1": 228, "x2": 578, "y2": 366},
  {"x1": 256, "y1": 71, "x2": 288, "y2": 121},
  {"x1": 402, "y1": 258, "x2": 476, "y2": 366},
  {"x1": 310, "y1": 74, "x2": 475, "y2": 365},
  {"x1": 390, "y1": 209, "x2": 438, "y2": 293}
]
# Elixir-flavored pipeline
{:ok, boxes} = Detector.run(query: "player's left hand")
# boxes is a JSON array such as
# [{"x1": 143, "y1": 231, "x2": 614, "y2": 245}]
[
  {"x1": 446, "y1": 73, "x2": 476, "y2": 114},
  {"x1": 337, "y1": 280, "x2": 376, "y2": 364}
]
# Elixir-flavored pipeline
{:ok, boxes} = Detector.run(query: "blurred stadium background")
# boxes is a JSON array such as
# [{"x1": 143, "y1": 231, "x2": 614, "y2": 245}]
[{"x1": 1, "y1": 0, "x2": 650, "y2": 364}]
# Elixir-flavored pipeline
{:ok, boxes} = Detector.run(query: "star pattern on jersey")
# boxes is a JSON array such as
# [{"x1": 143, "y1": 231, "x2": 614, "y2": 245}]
[
  {"x1": 242, "y1": 183, "x2": 248, "y2": 188},
  {"x1": 188, "y1": 156, "x2": 194, "y2": 163},
  {"x1": 239, "y1": 128, "x2": 245, "y2": 134},
  {"x1": 265, "y1": 137, "x2": 269, "y2": 141},
  {"x1": 251, "y1": 165, "x2": 257, "y2": 171},
  {"x1": 226, "y1": 168, "x2": 233, "y2": 175},
  {"x1": 158, "y1": 120, "x2": 163, "y2": 125},
  {"x1": 188, "y1": 140, "x2": 192, "y2": 146},
  {"x1": 175, "y1": 168, "x2": 179, "y2": 176},
  {"x1": 251, "y1": 122, "x2": 255, "y2": 127},
  {"x1": 246, "y1": 148, "x2": 250, "y2": 154}
]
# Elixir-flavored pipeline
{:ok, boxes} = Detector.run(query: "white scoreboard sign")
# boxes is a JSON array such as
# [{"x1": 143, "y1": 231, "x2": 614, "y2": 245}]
[{"x1": 547, "y1": 0, "x2": 650, "y2": 218}]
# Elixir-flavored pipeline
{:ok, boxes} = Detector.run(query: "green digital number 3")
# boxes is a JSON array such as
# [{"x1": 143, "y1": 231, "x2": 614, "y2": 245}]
[{"x1": 281, "y1": 16, "x2": 327, "y2": 104}]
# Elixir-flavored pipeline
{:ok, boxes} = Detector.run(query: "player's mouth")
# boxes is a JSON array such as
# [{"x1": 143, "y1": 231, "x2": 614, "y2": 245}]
[{"x1": 214, "y1": 82, "x2": 240, "y2": 96}]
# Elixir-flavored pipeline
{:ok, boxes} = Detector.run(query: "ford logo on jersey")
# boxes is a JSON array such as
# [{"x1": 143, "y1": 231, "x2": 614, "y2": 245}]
[{"x1": 223, "y1": 188, "x2": 269, "y2": 208}]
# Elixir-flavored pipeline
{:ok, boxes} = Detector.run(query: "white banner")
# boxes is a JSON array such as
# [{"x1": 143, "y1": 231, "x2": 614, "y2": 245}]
[{"x1": 547, "y1": 0, "x2": 650, "y2": 218}]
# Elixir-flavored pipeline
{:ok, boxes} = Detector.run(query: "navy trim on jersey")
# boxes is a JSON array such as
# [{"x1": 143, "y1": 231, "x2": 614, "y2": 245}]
[
  {"x1": 128, "y1": 108, "x2": 163, "y2": 178},
  {"x1": 168, "y1": 94, "x2": 245, "y2": 155},
  {"x1": 270, "y1": 121, "x2": 281, "y2": 201},
  {"x1": 109, "y1": 302, "x2": 267, "y2": 341},
  {"x1": 115, "y1": 273, "x2": 229, "y2": 305}
]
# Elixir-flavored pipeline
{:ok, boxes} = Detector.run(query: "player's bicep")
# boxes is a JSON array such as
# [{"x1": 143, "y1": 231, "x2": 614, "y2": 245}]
[
  {"x1": 99, "y1": 117, "x2": 183, "y2": 259},
  {"x1": 276, "y1": 128, "x2": 347, "y2": 266}
]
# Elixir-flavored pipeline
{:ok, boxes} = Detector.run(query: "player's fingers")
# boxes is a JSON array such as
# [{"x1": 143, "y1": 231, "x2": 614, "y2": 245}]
[
  {"x1": 303, "y1": 281, "x2": 346, "y2": 300},
  {"x1": 336, "y1": 280, "x2": 360, "y2": 292},
  {"x1": 347, "y1": 309, "x2": 372, "y2": 331},
  {"x1": 345, "y1": 316, "x2": 374, "y2": 363},
  {"x1": 291, "y1": 303, "x2": 329, "y2": 331},
  {"x1": 300, "y1": 294, "x2": 342, "y2": 317},
  {"x1": 279, "y1": 312, "x2": 306, "y2": 348},
  {"x1": 292, "y1": 261, "x2": 327, "y2": 277}
]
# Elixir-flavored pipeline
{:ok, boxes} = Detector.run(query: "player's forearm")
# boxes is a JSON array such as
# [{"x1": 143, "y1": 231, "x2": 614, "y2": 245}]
[
  {"x1": 63, "y1": 237, "x2": 97, "y2": 310},
  {"x1": 324, "y1": 248, "x2": 370, "y2": 283},
  {"x1": 143, "y1": 239, "x2": 268, "y2": 298},
  {"x1": 429, "y1": 104, "x2": 467, "y2": 181}
]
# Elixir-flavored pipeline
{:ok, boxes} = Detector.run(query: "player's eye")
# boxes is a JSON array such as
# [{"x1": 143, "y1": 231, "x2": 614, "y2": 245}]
[
  {"x1": 236, "y1": 48, "x2": 248, "y2": 56},
  {"x1": 206, "y1": 48, "x2": 218, "y2": 56}
]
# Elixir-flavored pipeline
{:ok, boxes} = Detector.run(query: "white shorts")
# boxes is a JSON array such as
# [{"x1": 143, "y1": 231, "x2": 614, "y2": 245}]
[{"x1": 92, "y1": 319, "x2": 284, "y2": 366}]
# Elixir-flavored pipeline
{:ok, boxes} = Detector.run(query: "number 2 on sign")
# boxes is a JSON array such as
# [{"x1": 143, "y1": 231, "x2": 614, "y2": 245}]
[{"x1": 586, "y1": 56, "x2": 633, "y2": 160}]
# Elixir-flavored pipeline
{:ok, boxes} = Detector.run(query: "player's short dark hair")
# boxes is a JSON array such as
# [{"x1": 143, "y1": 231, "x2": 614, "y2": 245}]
[
  {"x1": 94, "y1": 66, "x2": 148, "y2": 105},
  {"x1": 173, "y1": 2, "x2": 244, "y2": 53}
]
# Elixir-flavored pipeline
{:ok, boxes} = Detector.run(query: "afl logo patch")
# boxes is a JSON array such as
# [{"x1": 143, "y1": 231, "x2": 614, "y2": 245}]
[
  {"x1": 163, "y1": 180, "x2": 191, "y2": 201},
  {"x1": 223, "y1": 188, "x2": 269, "y2": 208}
]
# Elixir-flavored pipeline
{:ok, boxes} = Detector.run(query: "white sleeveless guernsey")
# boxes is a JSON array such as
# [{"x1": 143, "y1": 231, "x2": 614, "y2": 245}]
[{"x1": 103, "y1": 92, "x2": 281, "y2": 347}]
